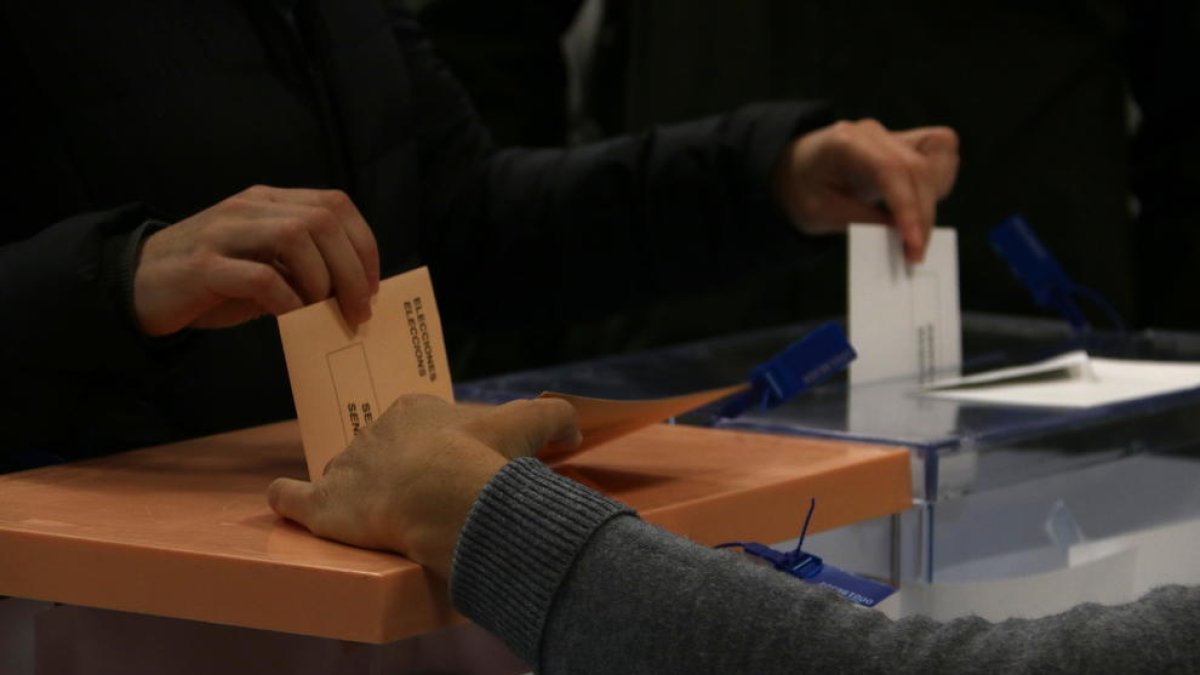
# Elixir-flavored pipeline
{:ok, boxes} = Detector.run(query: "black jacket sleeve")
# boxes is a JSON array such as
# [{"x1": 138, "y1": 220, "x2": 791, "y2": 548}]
[
  {"x1": 0, "y1": 206, "x2": 190, "y2": 468},
  {"x1": 0, "y1": 2, "x2": 833, "y2": 463},
  {"x1": 387, "y1": 8, "x2": 833, "y2": 328},
  {"x1": 0, "y1": 206, "x2": 163, "y2": 374}
]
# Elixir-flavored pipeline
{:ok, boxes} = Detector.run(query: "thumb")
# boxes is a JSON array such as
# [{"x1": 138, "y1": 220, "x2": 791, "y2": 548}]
[{"x1": 267, "y1": 477, "x2": 322, "y2": 529}]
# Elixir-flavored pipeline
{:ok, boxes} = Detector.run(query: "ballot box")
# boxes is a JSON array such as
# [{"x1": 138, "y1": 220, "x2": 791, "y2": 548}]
[
  {"x1": 458, "y1": 313, "x2": 1200, "y2": 619},
  {"x1": 0, "y1": 416, "x2": 909, "y2": 674}
]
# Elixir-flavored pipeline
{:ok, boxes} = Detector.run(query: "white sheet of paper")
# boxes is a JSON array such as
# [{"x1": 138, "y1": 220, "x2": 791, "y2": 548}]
[
  {"x1": 921, "y1": 350, "x2": 1200, "y2": 408},
  {"x1": 848, "y1": 223, "x2": 961, "y2": 385},
  {"x1": 924, "y1": 350, "x2": 1093, "y2": 391}
]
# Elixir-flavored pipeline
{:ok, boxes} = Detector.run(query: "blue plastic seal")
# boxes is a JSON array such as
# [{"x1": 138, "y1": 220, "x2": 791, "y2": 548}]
[
  {"x1": 716, "y1": 499, "x2": 895, "y2": 608},
  {"x1": 718, "y1": 321, "x2": 856, "y2": 418},
  {"x1": 989, "y1": 215, "x2": 1124, "y2": 333},
  {"x1": 989, "y1": 215, "x2": 1076, "y2": 311}
]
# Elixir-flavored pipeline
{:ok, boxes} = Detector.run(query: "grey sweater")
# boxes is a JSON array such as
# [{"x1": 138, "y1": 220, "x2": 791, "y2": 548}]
[{"x1": 450, "y1": 458, "x2": 1200, "y2": 674}]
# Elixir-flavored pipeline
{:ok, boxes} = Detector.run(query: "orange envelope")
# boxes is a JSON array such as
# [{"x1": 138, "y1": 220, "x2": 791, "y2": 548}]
[
  {"x1": 278, "y1": 267, "x2": 453, "y2": 479},
  {"x1": 539, "y1": 385, "x2": 748, "y2": 461}
]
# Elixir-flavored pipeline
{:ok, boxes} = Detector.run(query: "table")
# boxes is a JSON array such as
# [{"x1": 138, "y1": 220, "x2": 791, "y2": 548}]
[{"x1": 0, "y1": 416, "x2": 910, "y2": 673}]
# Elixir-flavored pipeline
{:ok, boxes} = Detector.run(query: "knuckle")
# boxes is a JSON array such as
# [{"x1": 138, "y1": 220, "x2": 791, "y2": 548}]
[
  {"x1": 829, "y1": 120, "x2": 856, "y2": 144},
  {"x1": 320, "y1": 189, "x2": 351, "y2": 208},
  {"x1": 856, "y1": 117, "x2": 885, "y2": 132},
  {"x1": 311, "y1": 208, "x2": 339, "y2": 235},
  {"x1": 278, "y1": 218, "x2": 310, "y2": 246},
  {"x1": 881, "y1": 153, "x2": 909, "y2": 174},
  {"x1": 800, "y1": 191, "x2": 825, "y2": 220},
  {"x1": 243, "y1": 184, "x2": 272, "y2": 199},
  {"x1": 244, "y1": 264, "x2": 279, "y2": 294},
  {"x1": 942, "y1": 129, "x2": 961, "y2": 153},
  {"x1": 293, "y1": 205, "x2": 338, "y2": 236},
  {"x1": 540, "y1": 397, "x2": 576, "y2": 422},
  {"x1": 220, "y1": 194, "x2": 255, "y2": 214},
  {"x1": 191, "y1": 248, "x2": 222, "y2": 271}
]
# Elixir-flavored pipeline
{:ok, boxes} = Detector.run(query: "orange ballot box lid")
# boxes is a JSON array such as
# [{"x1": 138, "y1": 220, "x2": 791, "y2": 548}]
[{"x1": 0, "y1": 420, "x2": 911, "y2": 644}]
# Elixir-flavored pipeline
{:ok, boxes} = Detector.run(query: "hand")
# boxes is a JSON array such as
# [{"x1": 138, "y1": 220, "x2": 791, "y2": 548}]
[
  {"x1": 268, "y1": 395, "x2": 581, "y2": 578},
  {"x1": 775, "y1": 119, "x2": 959, "y2": 263},
  {"x1": 133, "y1": 185, "x2": 381, "y2": 336}
]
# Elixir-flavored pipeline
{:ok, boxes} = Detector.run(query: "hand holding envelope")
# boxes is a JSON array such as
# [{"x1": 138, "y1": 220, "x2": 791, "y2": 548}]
[
  {"x1": 135, "y1": 185, "x2": 381, "y2": 336},
  {"x1": 775, "y1": 121, "x2": 959, "y2": 263}
]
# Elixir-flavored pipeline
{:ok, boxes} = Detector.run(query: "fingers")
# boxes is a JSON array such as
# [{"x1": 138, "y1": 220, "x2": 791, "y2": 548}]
[
  {"x1": 258, "y1": 186, "x2": 382, "y2": 293},
  {"x1": 844, "y1": 120, "x2": 933, "y2": 263},
  {"x1": 468, "y1": 398, "x2": 581, "y2": 460},
  {"x1": 896, "y1": 127, "x2": 959, "y2": 198},
  {"x1": 204, "y1": 256, "x2": 305, "y2": 319},
  {"x1": 241, "y1": 186, "x2": 380, "y2": 325},
  {"x1": 283, "y1": 210, "x2": 373, "y2": 325},
  {"x1": 782, "y1": 120, "x2": 960, "y2": 264},
  {"x1": 907, "y1": 169, "x2": 935, "y2": 262}
]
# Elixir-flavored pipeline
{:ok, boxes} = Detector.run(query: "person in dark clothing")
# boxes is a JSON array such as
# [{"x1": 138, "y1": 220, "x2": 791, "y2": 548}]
[
  {"x1": 420, "y1": 1, "x2": 1199, "y2": 337},
  {"x1": 617, "y1": 1, "x2": 1200, "y2": 331},
  {"x1": 0, "y1": 2, "x2": 957, "y2": 469},
  {"x1": 269, "y1": 394, "x2": 1200, "y2": 674}
]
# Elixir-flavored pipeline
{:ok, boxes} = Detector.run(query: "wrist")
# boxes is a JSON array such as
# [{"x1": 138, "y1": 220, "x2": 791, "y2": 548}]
[
  {"x1": 407, "y1": 451, "x2": 506, "y2": 579},
  {"x1": 105, "y1": 218, "x2": 173, "y2": 337}
]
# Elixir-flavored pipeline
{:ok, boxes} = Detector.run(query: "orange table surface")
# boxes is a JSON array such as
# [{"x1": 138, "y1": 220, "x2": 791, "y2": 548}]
[{"x1": 0, "y1": 420, "x2": 911, "y2": 643}]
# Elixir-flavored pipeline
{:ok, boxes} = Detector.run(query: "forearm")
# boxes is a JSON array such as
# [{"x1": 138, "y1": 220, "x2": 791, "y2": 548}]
[
  {"x1": 0, "y1": 206, "x2": 184, "y2": 466},
  {"x1": 451, "y1": 459, "x2": 1200, "y2": 674},
  {"x1": 394, "y1": 5, "x2": 834, "y2": 325},
  {"x1": 477, "y1": 102, "x2": 834, "y2": 294}
]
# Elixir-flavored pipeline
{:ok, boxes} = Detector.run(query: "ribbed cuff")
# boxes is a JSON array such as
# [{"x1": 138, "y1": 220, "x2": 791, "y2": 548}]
[
  {"x1": 449, "y1": 457, "x2": 635, "y2": 666},
  {"x1": 117, "y1": 219, "x2": 168, "y2": 331},
  {"x1": 99, "y1": 218, "x2": 167, "y2": 332}
]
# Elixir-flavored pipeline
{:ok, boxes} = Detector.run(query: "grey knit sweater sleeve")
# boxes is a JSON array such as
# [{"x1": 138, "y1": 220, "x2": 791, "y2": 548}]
[{"x1": 450, "y1": 458, "x2": 1200, "y2": 674}]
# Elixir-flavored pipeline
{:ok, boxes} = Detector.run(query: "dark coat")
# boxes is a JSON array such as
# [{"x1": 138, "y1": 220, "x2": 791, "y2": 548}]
[{"x1": 0, "y1": 0, "x2": 827, "y2": 465}]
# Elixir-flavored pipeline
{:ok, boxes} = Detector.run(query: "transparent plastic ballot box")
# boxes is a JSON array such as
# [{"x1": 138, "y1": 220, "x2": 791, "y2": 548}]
[
  {"x1": 457, "y1": 313, "x2": 1200, "y2": 599},
  {"x1": 458, "y1": 313, "x2": 1200, "y2": 501}
]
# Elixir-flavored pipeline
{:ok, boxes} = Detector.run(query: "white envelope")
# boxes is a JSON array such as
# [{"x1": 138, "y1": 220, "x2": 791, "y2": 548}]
[{"x1": 848, "y1": 223, "x2": 961, "y2": 385}]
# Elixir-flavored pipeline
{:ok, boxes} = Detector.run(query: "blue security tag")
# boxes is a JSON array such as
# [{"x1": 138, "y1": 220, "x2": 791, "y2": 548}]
[
  {"x1": 716, "y1": 499, "x2": 895, "y2": 608},
  {"x1": 794, "y1": 560, "x2": 896, "y2": 608},
  {"x1": 990, "y1": 215, "x2": 1124, "y2": 333},
  {"x1": 989, "y1": 215, "x2": 1078, "y2": 314},
  {"x1": 718, "y1": 322, "x2": 856, "y2": 418}
]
